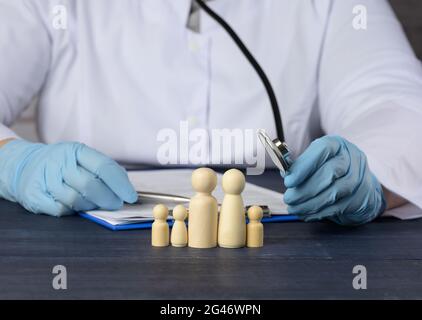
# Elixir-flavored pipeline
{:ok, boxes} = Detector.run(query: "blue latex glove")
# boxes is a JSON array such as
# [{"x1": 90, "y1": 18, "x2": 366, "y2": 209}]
[
  {"x1": 283, "y1": 136, "x2": 386, "y2": 226},
  {"x1": 0, "y1": 140, "x2": 138, "y2": 217}
]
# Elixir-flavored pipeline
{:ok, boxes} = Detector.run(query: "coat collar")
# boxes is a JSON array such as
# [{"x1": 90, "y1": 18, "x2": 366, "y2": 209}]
[{"x1": 165, "y1": 0, "x2": 193, "y2": 26}]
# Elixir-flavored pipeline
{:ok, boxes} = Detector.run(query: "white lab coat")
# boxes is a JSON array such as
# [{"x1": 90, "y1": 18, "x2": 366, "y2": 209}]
[{"x1": 1, "y1": 0, "x2": 422, "y2": 217}]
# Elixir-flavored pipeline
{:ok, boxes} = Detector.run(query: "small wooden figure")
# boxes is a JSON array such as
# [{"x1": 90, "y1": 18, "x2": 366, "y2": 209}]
[
  {"x1": 188, "y1": 168, "x2": 218, "y2": 248},
  {"x1": 151, "y1": 204, "x2": 169, "y2": 247},
  {"x1": 218, "y1": 169, "x2": 246, "y2": 248},
  {"x1": 247, "y1": 206, "x2": 264, "y2": 248},
  {"x1": 171, "y1": 205, "x2": 188, "y2": 247}
]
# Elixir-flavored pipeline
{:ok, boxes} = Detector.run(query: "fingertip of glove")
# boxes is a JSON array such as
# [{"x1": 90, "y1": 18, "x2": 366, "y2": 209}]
[
  {"x1": 124, "y1": 189, "x2": 138, "y2": 204},
  {"x1": 283, "y1": 174, "x2": 296, "y2": 188},
  {"x1": 286, "y1": 204, "x2": 299, "y2": 215},
  {"x1": 105, "y1": 199, "x2": 124, "y2": 211},
  {"x1": 283, "y1": 189, "x2": 294, "y2": 204}
]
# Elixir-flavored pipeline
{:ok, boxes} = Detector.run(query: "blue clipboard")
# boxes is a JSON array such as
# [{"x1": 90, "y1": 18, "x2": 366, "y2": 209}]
[{"x1": 78, "y1": 212, "x2": 300, "y2": 231}]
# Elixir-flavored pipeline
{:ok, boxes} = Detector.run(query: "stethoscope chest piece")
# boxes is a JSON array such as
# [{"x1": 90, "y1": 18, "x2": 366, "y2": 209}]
[{"x1": 257, "y1": 129, "x2": 292, "y2": 177}]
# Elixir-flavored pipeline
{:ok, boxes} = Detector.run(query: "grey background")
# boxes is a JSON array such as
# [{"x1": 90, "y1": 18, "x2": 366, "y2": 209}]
[
  {"x1": 10, "y1": 1, "x2": 422, "y2": 141},
  {"x1": 390, "y1": 0, "x2": 422, "y2": 59}
]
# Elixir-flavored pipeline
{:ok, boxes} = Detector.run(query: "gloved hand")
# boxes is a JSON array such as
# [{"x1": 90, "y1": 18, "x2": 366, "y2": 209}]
[
  {"x1": 0, "y1": 140, "x2": 138, "y2": 217},
  {"x1": 283, "y1": 136, "x2": 386, "y2": 226}
]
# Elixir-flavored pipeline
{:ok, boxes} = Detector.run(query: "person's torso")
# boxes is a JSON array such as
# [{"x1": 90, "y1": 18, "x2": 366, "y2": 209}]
[{"x1": 35, "y1": 0, "x2": 330, "y2": 167}]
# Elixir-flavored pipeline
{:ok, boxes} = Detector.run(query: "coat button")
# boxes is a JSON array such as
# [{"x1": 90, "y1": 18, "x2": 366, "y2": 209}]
[{"x1": 189, "y1": 39, "x2": 201, "y2": 52}]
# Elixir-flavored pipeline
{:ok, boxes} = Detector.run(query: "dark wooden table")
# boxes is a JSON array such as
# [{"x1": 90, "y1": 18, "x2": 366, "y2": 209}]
[{"x1": 0, "y1": 170, "x2": 421, "y2": 299}]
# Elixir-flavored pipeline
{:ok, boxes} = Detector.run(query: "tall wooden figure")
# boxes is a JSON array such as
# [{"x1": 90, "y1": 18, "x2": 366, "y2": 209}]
[
  {"x1": 171, "y1": 205, "x2": 188, "y2": 247},
  {"x1": 151, "y1": 204, "x2": 169, "y2": 247},
  {"x1": 247, "y1": 206, "x2": 264, "y2": 248},
  {"x1": 218, "y1": 169, "x2": 246, "y2": 248},
  {"x1": 188, "y1": 168, "x2": 218, "y2": 248}
]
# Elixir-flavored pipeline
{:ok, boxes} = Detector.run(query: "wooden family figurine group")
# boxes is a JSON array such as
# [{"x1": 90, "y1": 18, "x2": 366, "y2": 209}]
[{"x1": 151, "y1": 168, "x2": 264, "y2": 249}]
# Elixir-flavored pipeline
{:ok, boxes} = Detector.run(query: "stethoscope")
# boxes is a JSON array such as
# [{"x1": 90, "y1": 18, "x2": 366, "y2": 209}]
[{"x1": 196, "y1": 0, "x2": 293, "y2": 176}]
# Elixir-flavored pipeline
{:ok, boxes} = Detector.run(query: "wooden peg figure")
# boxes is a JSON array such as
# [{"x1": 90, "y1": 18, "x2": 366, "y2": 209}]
[
  {"x1": 218, "y1": 169, "x2": 246, "y2": 248},
  {"x1": 151, "y1": 204, "x2": 169, "y2": 247},
  {"x1": 247, "y1": 206, "x2": 264, "y2": 248},
  {"x1": 188, "y1": 168, "x2": 218, "y2": 248},
  {"x1": 171, "y1": 205, "x2": 188, "y2": 247}
]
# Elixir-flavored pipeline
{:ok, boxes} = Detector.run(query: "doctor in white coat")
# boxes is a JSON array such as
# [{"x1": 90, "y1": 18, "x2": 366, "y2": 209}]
[{"x1": 0, "y1": 0, "x2": 421, "y2": 225}]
